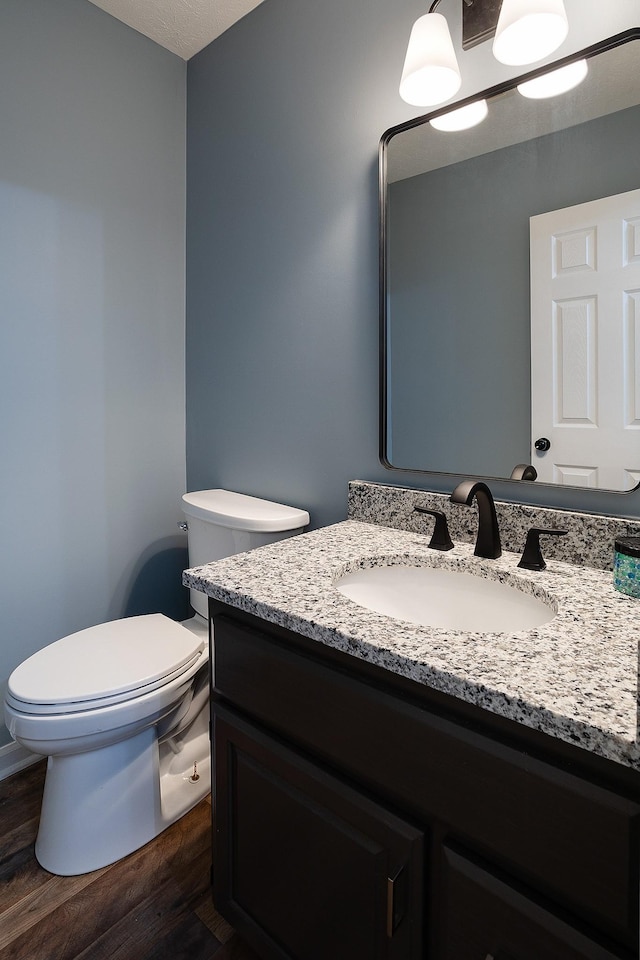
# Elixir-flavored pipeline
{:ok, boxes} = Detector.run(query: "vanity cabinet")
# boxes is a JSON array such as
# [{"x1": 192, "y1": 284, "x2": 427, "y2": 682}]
[
  {"x1": 209, "y1": 604, "x2": 640, "y2": 960},
  {"x1": 214, "y1": 707, "x2": 424, "y2": 960}
]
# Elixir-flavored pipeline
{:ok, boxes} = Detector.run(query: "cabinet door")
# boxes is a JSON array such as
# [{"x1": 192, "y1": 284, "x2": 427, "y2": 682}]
[
  {"x1": 213, "y1": 705, "x2": 424, "y2": 960},
  {"x1": 438, "y1": 846, "x2": 627, "y2": 960}
]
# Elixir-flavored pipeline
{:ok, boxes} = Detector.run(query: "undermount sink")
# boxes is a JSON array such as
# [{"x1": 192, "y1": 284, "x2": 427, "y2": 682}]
[{"x1": 336, "y1": 564, "x2": 556, "y2": 632}]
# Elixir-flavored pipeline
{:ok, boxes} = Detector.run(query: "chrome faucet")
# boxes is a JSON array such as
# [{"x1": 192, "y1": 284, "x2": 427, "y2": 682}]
[{"x1": 450, "y1": 480, "x2": 501, "y2": 559}]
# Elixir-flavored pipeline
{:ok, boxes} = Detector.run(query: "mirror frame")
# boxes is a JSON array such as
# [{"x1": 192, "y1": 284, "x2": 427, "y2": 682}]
[{"x1": 379, "y1": 27, "x2": 640, "y2": 495}]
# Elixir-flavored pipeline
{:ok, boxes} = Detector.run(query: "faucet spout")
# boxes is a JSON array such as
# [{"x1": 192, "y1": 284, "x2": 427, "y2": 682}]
[
  {"x1": 510, "y1": 463, "x2": 537, "y2": 481},
  {"x1": 450, "y1": 480, "x2": 501, "y2": 559}
]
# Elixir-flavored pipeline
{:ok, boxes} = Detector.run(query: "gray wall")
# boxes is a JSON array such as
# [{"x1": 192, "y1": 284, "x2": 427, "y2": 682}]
[
  {"x1": 0, "y1": 0, "x2": 187, "y2": 746},
  {"x1": 389, "y1": 104, "x2": 640, "y2": 476},
  {"x1": 186, "y1": 0, "x2": 640, "y2": 527}
]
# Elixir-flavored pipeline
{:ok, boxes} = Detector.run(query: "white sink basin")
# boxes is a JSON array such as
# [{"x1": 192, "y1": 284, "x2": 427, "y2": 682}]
[{"x1": 336, "y1": 564, "x2": 555, "y2": 632}]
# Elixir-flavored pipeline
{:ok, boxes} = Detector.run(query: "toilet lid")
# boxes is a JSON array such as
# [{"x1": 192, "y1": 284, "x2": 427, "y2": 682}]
[{"x1": 8, "y1": 614, "x2": 205, "y2": 709}]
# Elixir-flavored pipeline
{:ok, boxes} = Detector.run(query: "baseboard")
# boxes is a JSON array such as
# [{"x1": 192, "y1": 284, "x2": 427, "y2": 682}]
[{"x1": 0, "y1": 740, "x2": 39, "y2": 781}]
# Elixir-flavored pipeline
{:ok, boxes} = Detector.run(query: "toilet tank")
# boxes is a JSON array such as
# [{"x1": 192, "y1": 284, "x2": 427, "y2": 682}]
[{"x1": 181, "y1": 489, "x2": 310, "y2": 618}]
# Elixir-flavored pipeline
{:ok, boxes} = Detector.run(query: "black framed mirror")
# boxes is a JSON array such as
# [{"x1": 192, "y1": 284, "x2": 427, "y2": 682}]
[{"x1": 380, "y1": 29, "x2": 640, "y2": 492}]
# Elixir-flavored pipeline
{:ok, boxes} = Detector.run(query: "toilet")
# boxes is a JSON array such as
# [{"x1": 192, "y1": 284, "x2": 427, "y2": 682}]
[{"x1": 4, "y1": 489, "x2": 309, "y2": 876}]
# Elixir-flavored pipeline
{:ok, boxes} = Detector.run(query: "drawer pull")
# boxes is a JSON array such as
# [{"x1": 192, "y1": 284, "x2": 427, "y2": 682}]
[{"x1": 386, "y1": 865, "x2": 407, "y2": 937}]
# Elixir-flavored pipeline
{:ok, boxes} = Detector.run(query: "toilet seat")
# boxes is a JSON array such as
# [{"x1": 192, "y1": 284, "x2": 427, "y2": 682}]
[{"x1": 7, "y1": 614, "x2": 205, "y2": 716}]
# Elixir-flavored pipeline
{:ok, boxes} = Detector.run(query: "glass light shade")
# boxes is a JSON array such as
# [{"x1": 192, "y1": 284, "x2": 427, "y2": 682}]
[
  {"x1": 429, "y1": 99, "x2": 488, "y2": 131},
  {"x1": 517, "y1": 59, "x2": 588, "y2": 99},
  {"x1": 492, "y1": 0, "x2": 569, "y2": 66},
  {"x1": 399, "y1": 12, "x2": 462, "y2": 107}
]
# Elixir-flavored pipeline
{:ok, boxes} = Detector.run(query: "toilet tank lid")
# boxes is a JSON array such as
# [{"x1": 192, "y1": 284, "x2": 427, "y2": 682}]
[{"x1": 181, "y1": 489, "x2": 309, "y2": 532}]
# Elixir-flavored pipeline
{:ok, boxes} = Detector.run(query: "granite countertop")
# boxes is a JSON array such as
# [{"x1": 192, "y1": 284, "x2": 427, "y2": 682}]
[{"x1": 183, "y1": 519, "x2": 640, "y2": 770}]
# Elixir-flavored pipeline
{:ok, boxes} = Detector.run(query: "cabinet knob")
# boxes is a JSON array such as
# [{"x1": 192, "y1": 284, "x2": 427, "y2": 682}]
[{"x1": 534, "y1": 437, "x2": 551, "y2": 452}]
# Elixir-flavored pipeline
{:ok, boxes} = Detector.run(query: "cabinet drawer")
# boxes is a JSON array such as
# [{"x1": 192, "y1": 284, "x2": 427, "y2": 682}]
[
  {"x1": 213, "y1": 704, "x2": 424, "y2": 960},
  {"x1": 438, "y1": 845, "x2": 626, "y2": 960},
  {"x1": 213, "y1": 613, "x2": 640, "y2": 947}
]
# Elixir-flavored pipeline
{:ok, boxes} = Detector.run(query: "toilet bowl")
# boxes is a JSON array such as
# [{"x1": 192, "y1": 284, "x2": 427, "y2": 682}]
[{"x1": 4, "y1": 490, "x2": 309, "y2": 876}]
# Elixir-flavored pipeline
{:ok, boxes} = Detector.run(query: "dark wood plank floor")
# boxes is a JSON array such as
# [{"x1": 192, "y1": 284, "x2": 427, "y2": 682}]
[{"x1": 0, "y1": 761, "x2": 259, "y2": 960}]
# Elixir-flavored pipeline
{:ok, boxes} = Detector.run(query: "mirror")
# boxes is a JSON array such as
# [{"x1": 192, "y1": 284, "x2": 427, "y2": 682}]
[{"x1": 380, "y1": 31, "x2": 640, "y2": 491}]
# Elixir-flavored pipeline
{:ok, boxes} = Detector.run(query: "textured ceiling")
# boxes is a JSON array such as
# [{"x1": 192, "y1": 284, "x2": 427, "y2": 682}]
[{"x1": 86, "y1": 0, "x2": 264, "y2": 59}]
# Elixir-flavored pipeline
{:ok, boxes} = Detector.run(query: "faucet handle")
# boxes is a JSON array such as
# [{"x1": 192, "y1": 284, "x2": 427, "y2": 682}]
[
  {"x1": 518, "y1": 528, "x2": 567, "y2": 571},
  {"x1": 414, "y1": 507, "x2": 454, "y2": 551}
]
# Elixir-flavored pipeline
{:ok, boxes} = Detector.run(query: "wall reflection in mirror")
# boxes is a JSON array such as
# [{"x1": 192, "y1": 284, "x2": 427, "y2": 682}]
[{"x1": 381, "y1": 34, "x2": 640, "y2": 492}]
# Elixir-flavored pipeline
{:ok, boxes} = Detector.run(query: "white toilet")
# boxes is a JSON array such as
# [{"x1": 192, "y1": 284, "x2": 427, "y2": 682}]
[{"x1": 4, "y1": 489, "x2": 309, "y2": 876}]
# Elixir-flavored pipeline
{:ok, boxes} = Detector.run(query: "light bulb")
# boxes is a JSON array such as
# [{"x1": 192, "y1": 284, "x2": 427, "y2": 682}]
[
  {"x1": 400, "y1": 12, "x2": 462, "y2": 107},
  {"x1": 493, "y1": 0, "x2": 569, "y2": 67}
]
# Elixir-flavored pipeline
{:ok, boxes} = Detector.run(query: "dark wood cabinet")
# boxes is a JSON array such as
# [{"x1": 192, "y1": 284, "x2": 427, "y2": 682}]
[
  {"x1": 213, "y1": 706, "x2": 424, "y2": 960},
  {"x1": 210, "y1": 604, "x2": 640, "y2": 960},
  {"x1": 438, "y1": 846, "x2": 625, "y2": 960}
]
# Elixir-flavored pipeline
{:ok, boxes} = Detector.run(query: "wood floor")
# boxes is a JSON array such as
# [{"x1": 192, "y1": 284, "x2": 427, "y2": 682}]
[{"x1": 0, "y1": 761, "x2": 260, "y2": 960}]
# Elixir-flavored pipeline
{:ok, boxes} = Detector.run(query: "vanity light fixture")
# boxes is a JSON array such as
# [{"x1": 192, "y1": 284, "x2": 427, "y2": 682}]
[
  {"x1": 399, "y1": 8, "x2": 462, "y2": 106},
  {"x1": 517, "y1": 58, "x2": 588, "y2": 98},
  {"x1": 400, "y1": 0, "x2": 569, "y2": 107},
  {"x1": 493, "y1": 0, "x2": 568, "y2": 66},
  {"x1": 429, "y1": 98, "x2": 488, "y2": 130}
]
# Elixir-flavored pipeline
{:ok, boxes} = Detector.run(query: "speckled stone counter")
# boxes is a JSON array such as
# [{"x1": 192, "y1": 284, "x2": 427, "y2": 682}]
[
  {"x1": 184, "y1": 519, "x2": 640, "y2": 771},
  {"x1": 348, "y1": 480, "x2": 640, "y2": 571}
]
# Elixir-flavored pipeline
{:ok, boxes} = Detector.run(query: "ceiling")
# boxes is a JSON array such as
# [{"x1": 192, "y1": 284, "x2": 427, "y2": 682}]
[{"x1": 86, "y1": 0, "x2": 264, "y2": 60}]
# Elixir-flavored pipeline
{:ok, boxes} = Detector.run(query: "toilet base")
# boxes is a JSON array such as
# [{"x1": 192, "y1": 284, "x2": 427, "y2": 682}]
[
  {"x1": 158, "y1": 701, "x2": 211, "y2": 824},
  {"x1": 35, "y1": 713, "x2": 210, "y2": 876}
]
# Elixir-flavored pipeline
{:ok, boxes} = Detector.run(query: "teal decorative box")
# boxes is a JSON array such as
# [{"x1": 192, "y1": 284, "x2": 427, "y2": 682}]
[{"x1": 613, "y1": 537, "x2": 640, "y2": 598}]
